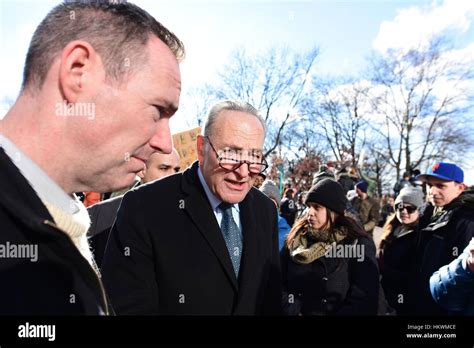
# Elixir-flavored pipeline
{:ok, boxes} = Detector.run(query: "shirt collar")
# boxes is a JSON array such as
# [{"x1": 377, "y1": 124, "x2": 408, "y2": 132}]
[
  {"x1": 197, "y1": 165, "x2": 239, "y2": 213},
  {"x1": 0, "y1": 134, "x2": 80, "y2": 214}
]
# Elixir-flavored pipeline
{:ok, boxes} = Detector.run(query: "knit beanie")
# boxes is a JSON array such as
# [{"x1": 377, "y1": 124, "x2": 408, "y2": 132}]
[
  {"x1": 355, "y1": 180, "x2": 368, "y2": 193},
  {"x1": 305, "y1": 178, "x2": 347, "y2": 215},
  {"x1": 395, "y1": 186, "x2": 424, "y2": 208},
  {"x1": 260, "y1": 180, "x2": 281, "y2": 207}
]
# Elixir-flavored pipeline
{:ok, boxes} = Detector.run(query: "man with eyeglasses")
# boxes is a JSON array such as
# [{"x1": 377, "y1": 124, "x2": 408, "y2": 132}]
[
  {"x1": 101, "y1": 100, "x2": 281, "y2": 315},
  {"x1": 407, "y1": 162, "x2": 474, "y2": 315}
]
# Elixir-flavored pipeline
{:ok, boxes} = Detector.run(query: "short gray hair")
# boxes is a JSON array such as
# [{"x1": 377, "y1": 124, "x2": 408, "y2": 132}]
[
  {"x1": 202, "y1": 100, "x2": 266, "y2": 138},
  {"x1": 260, "y1": 180, "x2": 281, "y2": 207}
]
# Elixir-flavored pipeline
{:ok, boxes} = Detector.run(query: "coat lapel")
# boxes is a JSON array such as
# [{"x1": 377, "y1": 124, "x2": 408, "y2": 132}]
[{"x1": 181, "y1": 162, "x2": 238, "y2": 291}]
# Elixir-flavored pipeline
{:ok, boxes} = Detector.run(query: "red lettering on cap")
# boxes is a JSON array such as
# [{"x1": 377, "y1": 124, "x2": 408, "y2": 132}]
[{"x1": 432, "y1": 163, "x2": 440, "y2": 172}]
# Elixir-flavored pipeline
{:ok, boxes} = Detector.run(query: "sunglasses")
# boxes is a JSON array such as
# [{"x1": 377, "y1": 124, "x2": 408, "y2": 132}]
[{"x1": 396, "y1": 203, "x2": 417, "y2": 214}]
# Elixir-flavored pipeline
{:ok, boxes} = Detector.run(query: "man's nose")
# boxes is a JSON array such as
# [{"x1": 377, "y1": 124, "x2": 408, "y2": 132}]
[
  {"x1": 235, "y1": 161, "x2": 250, "y2": 177},
  {"x1": 149, "y1": 119, "x2": 172, "y2": 155}
]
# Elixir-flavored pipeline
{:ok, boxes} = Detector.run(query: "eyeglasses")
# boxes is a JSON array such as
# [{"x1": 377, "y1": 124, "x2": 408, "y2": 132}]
[
  {"x1": 396, "y1": 203, "x2": 417, "y2": 214},
  {"x1": 206, "y1": 136, "x2": 268, "y2": 175}
]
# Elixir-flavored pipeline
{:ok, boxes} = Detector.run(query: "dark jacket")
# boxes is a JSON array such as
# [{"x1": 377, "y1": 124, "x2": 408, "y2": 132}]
[
  {"x1": 281, "y1": 235, "x2": 379, "y2": 316},
  {"x1": 101, "y1": 161, "x2": 281, "y2": 315},
  {"x1": 337, "y1": 172, "x2": 357, "y2": 194},
  {"x1": 87, "y1": 182, "x2": 141, "y2": 267},
  {"x1": 379, "y1": 225, "x2": 417, "y2": 315},
  {"x1": 280, "y1": 198, "x2": 297, "y2": 227},
  {"x1": 379, "y1": 203, "x2": 395, "y2": 227},
  {"x1": 410, "y1": 190, "x2": 474, "y2": 315},
  {"x1": 87, "y1": 195, "x2": 123, "y2": 267},
  {"x1": 0, "y1": 148, "x2": 109, "y2": 315}
]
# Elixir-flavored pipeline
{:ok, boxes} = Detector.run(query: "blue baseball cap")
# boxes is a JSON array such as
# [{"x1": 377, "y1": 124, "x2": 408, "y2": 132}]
[{"x1": 416, "y1": 162, "x2": 464, "y2": 183}]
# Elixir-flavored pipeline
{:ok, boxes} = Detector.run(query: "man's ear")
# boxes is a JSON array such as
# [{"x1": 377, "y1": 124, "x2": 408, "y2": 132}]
[
  {"x1": 196, "y1": 134, "x2": 205, "y2": 163},
  {"x1": 58, "y1": 40, "x2": 103, "y2": 103}
]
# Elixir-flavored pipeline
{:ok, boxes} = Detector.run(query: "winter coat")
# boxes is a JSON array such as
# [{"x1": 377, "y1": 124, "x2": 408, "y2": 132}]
[
  {"x1": 352, "y1": 197, "x2": 380, "y2": 235},
  {"x1": 280, "y1": 198, "x2": 297, "y2": 226},
  {"x1": 430, "y1": 245, "x2": 474, "y2": 315},
  {"x1": 0, "y1": 148, "x2": 109, "y2": 315},
  {"x1": 379, "y1": 224, "x2": 417, "y2": 315},
  {"x1": 337, "y1": 173, "x2": 357, "y2": 194},
  {"x1": 281, "y1": 235, "x2": 379, "y2": 316}
]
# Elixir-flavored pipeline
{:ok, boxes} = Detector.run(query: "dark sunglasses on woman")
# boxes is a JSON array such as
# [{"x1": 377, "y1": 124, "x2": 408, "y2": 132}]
[{"x1": 396, "y1": 203, "x2": 417, "y2": 214}]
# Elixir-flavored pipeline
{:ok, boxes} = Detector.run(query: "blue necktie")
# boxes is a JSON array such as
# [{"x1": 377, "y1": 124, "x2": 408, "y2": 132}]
[{"x1": 219, "y1": 202, "x2": 242, "y2": 277}]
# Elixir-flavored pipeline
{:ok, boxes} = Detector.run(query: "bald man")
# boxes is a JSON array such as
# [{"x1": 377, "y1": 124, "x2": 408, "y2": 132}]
[
  {"x1": 88, "y1": 149, "x2": 181, "y2": 266},
  {"x1": 142, "y1": 149, "x2": 181, "y2": 184}
]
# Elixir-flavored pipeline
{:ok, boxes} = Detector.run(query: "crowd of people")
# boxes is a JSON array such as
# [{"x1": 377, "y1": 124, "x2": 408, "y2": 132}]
[
  {"x1": 258, "y1": 163, "x2": 474, "y2": 315},
  {"x1": 0, "y1": 1, "x2": 473, "y2": 317}
]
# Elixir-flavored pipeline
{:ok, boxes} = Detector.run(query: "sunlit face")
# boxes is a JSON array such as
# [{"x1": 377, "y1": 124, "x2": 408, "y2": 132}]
[
  {"x1": 307, "y1": 203, "x2": 328, "y2": 230},
  {"x1": 71, "y1": 36, "x2": 181, "y2": 192},
  {"x1": 197, "y1": 111, "x2": 265, "y2": 204},
  {"x1": 395, "y1": 203, "x2": 419, "y2": 225},
  {"x1": 426, "y1": 177, "x2": 464, "y2": 207},
  {"x1": 142, "y1": 149, "x2": 180, "y2": 183}
]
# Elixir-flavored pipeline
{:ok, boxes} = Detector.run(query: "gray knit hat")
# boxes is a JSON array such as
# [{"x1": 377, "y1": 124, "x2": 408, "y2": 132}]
[
  {"x1": 260, "y1": 180, "x2": 281, "y2": 207},
  {"x1": 395, "y1": 186, "x2": 424, "y2": 208}
]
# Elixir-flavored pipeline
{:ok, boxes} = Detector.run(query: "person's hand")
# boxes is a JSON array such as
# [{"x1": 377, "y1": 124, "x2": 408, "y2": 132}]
[{"x1": 466, "y1": 238, "x2": 474, "y2": 273}]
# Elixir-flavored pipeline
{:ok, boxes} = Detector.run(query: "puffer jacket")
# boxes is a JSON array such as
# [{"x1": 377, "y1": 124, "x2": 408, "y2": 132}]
[{"x1": 430, "y1": 245, "x2": 474, "y2": 315}]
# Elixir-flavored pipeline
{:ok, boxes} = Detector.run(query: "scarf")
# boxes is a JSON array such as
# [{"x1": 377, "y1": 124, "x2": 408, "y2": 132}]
[{"x1": 288, "y1": 225, "x2": 347, "y2": 264}]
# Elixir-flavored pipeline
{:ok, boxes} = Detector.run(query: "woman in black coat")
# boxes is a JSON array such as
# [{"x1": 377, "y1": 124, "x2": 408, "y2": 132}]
[
  {"x1": 281, "y1": 178, "x2": 379, "y2": 316},
  {"x1": 378, "y1": 186, "x2": 424, "y2": 315}
]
